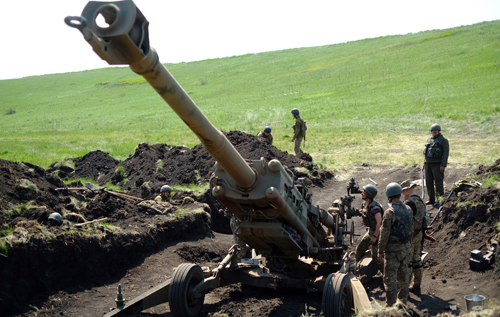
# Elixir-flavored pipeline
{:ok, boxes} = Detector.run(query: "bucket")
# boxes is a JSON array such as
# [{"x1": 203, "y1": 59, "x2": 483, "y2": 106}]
[{"x1": 464, "y1": 294, "x2": 485, "y2": 312}]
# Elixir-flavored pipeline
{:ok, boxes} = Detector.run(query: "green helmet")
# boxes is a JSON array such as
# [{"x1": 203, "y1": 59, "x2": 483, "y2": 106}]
[
  {"x1": 385, "y1": 182, "x2": 403, "y2": 197},
  {"x1": 430, "y1": 123, "x2": 441, "y2": 131},
  {"x1": 48, "y1": 212, "x2": 63, "y2": 225},
  {"x1": 362, "y1": 184, "x2": 378, "y2": 199},
  {"x1": 291, "y1": 108, "x2": 300, "y2": 115},
  {"x1": 160, "y1": 185, "x2": 171, "y2": 193}
]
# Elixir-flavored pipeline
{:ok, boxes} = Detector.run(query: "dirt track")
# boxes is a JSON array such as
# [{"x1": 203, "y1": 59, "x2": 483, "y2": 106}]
[{"x1": 1, "y1": 132, "x2": 499, "y2": 317}]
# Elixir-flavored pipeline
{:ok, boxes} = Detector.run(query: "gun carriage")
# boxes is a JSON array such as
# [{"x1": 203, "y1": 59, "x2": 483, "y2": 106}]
[{"x1": 65, "y1": 2, "x2": 372, "y2": 316}]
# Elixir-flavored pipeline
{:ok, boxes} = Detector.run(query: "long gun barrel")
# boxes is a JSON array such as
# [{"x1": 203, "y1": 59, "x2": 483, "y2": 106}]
[{"x1": 65, "y1": 1, "x2": 255, "y2": 190}]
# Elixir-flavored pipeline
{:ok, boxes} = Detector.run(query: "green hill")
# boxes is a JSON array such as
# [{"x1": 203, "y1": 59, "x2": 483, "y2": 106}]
[{"x1": 1, "y1": 20, "x2": 499, "y2": 169}]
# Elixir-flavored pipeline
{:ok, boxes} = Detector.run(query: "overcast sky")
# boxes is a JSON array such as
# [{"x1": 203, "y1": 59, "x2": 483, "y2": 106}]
[{"x1": 1, "y1": 0, "x2": 499, "y2": 80}]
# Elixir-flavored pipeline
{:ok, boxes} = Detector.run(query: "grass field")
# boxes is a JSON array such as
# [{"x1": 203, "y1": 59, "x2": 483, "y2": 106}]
[{"x1": 1, "y1": 20, "x2": 499, "y2": 170}]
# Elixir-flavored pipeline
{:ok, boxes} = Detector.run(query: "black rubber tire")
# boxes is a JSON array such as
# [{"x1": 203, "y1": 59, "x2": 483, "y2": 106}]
[
  {"x1": 322, "y1": 273, "x2": 354, "y2": 317},
  {"x1": 168, "y1": 263, "x2": 205, "y2": 317}
]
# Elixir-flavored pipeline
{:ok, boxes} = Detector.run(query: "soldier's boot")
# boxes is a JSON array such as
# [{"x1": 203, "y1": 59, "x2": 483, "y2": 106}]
[{"x1": 410, "y1": 266, "x2": 423, "y2": 295}]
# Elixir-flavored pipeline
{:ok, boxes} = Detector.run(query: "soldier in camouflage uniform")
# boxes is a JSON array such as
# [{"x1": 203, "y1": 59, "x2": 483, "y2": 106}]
[
  {"x1": 257, "y1": 126, "x2": 273, "y2": 145},
  {"x1": 401, "y1": 179, "x2": 428, "y2": 295},
  {"x1": 378, "y1": 183, "x2": 413, "y2": 306},
  {"x1": 290, "y1": 108, "x2": 305, "y2": 155},
  {"x1": 230, "y1": 215, "x2": 247, "y2": 261},
  {"x1": 155, "y1": 185, "x2": 171, "y2": 202},
  {"x1": 355, "y1": 184, "x2": 384, "y2": 273},
  {"x1": 423, "y1": 123, "x2": 449, "y2": 208}
]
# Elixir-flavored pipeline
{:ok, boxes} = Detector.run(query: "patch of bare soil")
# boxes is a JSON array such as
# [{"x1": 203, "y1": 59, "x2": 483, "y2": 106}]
[{"x1": 0, "y1": 132, "x2": 499, "y2": 317}]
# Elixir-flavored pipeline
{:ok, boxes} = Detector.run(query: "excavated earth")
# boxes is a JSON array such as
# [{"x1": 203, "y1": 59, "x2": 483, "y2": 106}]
[{"x1": 0, "y1": 131, "x2": 499, "y2": 317}]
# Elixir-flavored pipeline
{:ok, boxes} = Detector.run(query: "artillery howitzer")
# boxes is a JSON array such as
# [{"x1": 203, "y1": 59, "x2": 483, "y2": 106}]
[{"x1": 65, "y1": 2, "x2": 370, "y2": 316}]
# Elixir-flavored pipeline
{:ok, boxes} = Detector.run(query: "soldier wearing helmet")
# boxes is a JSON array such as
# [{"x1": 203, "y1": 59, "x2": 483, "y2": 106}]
[
  {"x1": 355, "y1": 184, "x2": 384, "y2": 273},
  {"x1": 400, "y1": 179, "x2": 428, "y2": 295},
  {"x1": 423, "y1": 123, "x2": 449, "y2": 208},
  {"x1": 48, "y1": 212, "x2": 63, "y2": 226},
  {"x1": 257, "y1": 126, "x2": 273, "y2": 145},
  {"x1": 290, "y1": 108, "x2": 305, "y2": 155},
  {"x1": 155, "y1": 184, "x2": 172, "y2": 202},
  {"x1": 378, "y1": 183, "x2": 413, "y2": 307}
]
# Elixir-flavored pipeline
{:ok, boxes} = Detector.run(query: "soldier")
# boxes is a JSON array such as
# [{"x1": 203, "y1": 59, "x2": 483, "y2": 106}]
[
  {"x1": 401, "y1": 179, "x2": 428, "y2": 295},
  {"x1": 257, "y1": 126, "x2": 273, "y2": 144},
  {"x1": 290, "y1": 108, "x2": 306, "y2": 155},
  {"x1": 355, "y1": 184, "x2": 384, "y2": 273},
  {"x1": 423, "y1": 123, "x2": 449, "y2": 208},
  {"x1": 378, "y1": 183, "x2": 413, "y2": 307},
  {"x1": 155, "y1": 185, "x2": 172, "y2": 202}
]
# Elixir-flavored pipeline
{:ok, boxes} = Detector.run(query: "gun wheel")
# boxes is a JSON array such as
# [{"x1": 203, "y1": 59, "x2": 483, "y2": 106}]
[
  {"x1": 169, "y1": 263, "x2": 205, "y2": 317},
  {"x1": 322, "y1": 273, "x2": 354, "y2": 317}
]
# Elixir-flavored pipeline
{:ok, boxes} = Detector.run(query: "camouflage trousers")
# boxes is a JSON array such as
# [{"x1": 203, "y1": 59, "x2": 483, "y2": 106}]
[
  {"x1": 355, "y1": 231, "x2": 384, "y2": 273},
  {"x1": 409, "y1": 233, "x2": 423, "y2": 288},
  {"x1": 229, "y1": 215, "x2": 247, "y2": 261},
  {"x1": 383, "y1": 249, "x2": 410, "y2": 306},
  {"x1": 294, "y1": 137, "x2": 303, "y2": 155}
]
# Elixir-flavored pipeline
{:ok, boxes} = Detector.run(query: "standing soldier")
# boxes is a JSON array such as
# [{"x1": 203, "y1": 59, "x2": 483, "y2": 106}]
[
  {"x1": 155, "y1": 185, "x2": 172, "y2": 202},
  {"x1": 290, "y1": 108, "x2": 306, "y2": 155},
  {"x1": 378, "y1": 183, "x2": 413, "y2": 307},
  {"x1": 257, "y1": 126, "x2": 273, "y2": 144},
  {"x1": 355, "y1": 184, "x2": 384, "y2": 273},
  {"x1": 401, "y1": 179, "x2": 428, "y2": 295},
  {"x1": 423, "y1": 123, "x2": 449, "y2": 208}
]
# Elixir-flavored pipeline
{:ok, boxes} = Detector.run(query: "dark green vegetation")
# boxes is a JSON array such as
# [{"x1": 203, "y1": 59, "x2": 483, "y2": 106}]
[{"x1": 1, "y1": 20, "x2": 499, "y2": 169}]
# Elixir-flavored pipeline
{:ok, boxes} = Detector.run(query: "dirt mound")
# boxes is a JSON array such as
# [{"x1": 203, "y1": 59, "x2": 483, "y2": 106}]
[
  {"x1": 49, "y1": 131, "x2": 316, "y2": 199},
  {"x1": 46, "y1": 150, "x2": 120, "y2": 180},
  {"x1": 427, "y1": 185, "x2": 500, "y2": 269},
  {"x1": 0, "y1": 159, "x2": 64, "y2": 217},
  {"x1": 475, "y1": 158, "x2": 500, "y2": 177},
  {"x1": 115, "y1": 130, "x2": 311, "y2": 198},
  {"x1": 422, "y1": 163, "x2": 500, "y2": 312},
  {"x1": 0, "y1": 130, "x2": 323, "y2": 315}
]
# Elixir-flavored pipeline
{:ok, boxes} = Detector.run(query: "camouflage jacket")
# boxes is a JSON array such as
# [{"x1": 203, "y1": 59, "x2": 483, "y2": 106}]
[
  {"x1": 423, "y1": 133, "x2": 449, "y2": 166},
  {"x1": 405, "y1": 194, "x2": 427, "y2": 236},
  {"x1": 361, "y1": 200, "x2": 383, "y2": 235},
  {"x1": 292, "y1": 116, "x2": 305, "y2": 139},
  {"x1": 378, "y1": 201, "x2": 413, "y2": 253},
  {"x1": 257, "y1": 131, "x2": 273, "y2": 144}
]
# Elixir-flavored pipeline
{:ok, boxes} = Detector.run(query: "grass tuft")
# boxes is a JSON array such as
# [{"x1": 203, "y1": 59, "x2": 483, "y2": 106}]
[{"x1": 481, "y1": 175, "x2": 500, "y2": 188}]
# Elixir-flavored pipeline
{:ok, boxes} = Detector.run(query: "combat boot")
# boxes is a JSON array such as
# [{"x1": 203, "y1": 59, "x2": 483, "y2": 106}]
[
  {"x1": 409, "y1": 285, "x2": 421, "y2": 295},
  {"x1": 425, "y1": 199, "x2": 435, "y2": 205}
]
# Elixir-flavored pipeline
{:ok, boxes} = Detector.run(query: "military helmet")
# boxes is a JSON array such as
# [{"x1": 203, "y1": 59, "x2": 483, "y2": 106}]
[
  {"x1": 385, "y1": 182, "x2": 403, "y2": 197},
  {"x1": 430, "y1": 123, "x2": 441, "y2": 131},
  {"x1": 160, "y1": 185, "x2": 171, "y2": 193},
  {"x1": 291, "y1": 108, "x2": 300, "y2": 115},
  {"x1": 264, "y1": 126, "x2": 272, "y2": 133},
  {"x1": 48, "y1": 212, "x2": 63, "y2": 225},
  {"x1": 362, "y1": 184, "x2": 378, "y2": 199}
]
